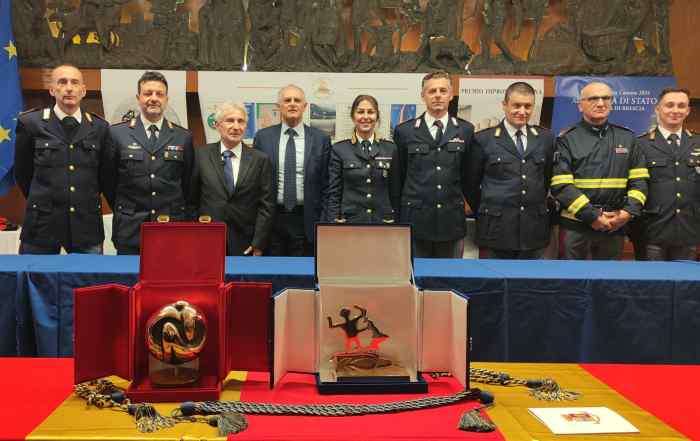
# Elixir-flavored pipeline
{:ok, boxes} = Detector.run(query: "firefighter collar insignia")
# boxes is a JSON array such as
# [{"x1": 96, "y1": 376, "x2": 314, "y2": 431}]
[
  {"x1": 448, "y1": 137, "x2": 465, "y2": 144},
  {"x1": 127, "y1": 143, "x2": 142, "y2": 150}
]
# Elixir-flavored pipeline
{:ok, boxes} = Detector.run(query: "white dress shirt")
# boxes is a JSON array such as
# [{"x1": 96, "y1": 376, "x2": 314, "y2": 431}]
[
  {"x1": 140, "y1": 114, "x2": 164, "y2": 139},
  {"x1": 657, "y1": 126, "x2": 683, "y2": 146},
  {"x1": 53, "y1": 105, "x2": 82, "y2": 123},
  {"x1": 277, "y1": 121, "x2": 305, "y2": 205},
  {"x1": 424, "y1": 112, "x2": 449, "y2": 140},
  {"x1": 503, "y1": 120, "x2": 528, "y2": 153}
]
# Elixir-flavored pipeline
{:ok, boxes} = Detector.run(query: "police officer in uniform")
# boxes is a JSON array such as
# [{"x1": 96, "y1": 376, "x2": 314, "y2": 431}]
[
  {"x1": 14, "y1": 64, "x2": 109, "y2": 254},
  {"x1": 551, "y1": 82, "x2": 649, "y2": 260},
  {"x1": 103, "y1": 71, "x2": 194, "y2": 255},
  {"x1": 394, "y1": 71, "x2": 474, "y2": 258},
  {"x1": 326, "y1": 94, "x2": 399, "y2": 224},
  {"x1": 467, "y1": 82, "x2": 554, "y2": 259},
  {"x1": 634, "y1": 87, "x2": 699, "y2": 261}
]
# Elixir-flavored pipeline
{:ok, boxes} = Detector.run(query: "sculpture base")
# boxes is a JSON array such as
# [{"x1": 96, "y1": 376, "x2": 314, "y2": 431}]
[
  {"x1": 149, "y1": 355, "x2": 199, "y2": 387},
  {"x1": 315, "y1": 372, "x2": 428, "y2": 395}
]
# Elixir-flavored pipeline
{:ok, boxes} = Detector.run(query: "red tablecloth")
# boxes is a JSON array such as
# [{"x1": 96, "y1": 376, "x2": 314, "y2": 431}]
[{"x1": 1, "y1": 359, "x2": 698, "y2": 441}]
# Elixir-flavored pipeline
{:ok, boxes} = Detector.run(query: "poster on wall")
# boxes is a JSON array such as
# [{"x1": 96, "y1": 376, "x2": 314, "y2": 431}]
[
  {"x1": 197, "y1": 72, "x2": 427, "y2": 144},
  {"x1": 100, "y1": 69, "x2": 189, "y2": 127},
  {"x1": 551, "y1": 76, "x2": 677, "y2": 137},
  {"x1": 458, "y1": 77, "x2": 546, "y2": 131}
]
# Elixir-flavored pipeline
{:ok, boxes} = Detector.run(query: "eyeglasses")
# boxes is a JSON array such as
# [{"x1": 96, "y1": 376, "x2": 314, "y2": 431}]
[{"x1": 582, "y1": 95, "x2": 613, "y2": 103}]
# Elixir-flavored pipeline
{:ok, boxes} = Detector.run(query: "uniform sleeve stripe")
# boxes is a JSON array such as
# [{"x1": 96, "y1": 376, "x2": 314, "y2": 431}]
[
  {"x1": 568, "y1": 194, "x2": 590, "y2": 215},
  {"x1": 628, "y1": 189, "x2": 647, "y2": 205},
  {"x1": 628, "y1": 168, "x2": 650, "y2": 179},
  {"x1": 573, "y1": 178, "x2": 628, "y2": 189},
  {"x1": 551, "y1": 174, "x2": 574, "y2": 186}
]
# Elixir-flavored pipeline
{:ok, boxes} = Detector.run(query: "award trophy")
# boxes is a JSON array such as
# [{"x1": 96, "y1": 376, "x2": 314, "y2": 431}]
[{"x1": 146, "y1": 300, "x2": 207, "y2": 386}]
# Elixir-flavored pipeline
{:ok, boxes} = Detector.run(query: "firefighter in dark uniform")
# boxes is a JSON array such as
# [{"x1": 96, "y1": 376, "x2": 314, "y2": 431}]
[
  {"x1": 326, "y1": 95, "x2": 399, "y2": 224},
  {"x1": 467, "y1": 82, "x2": 554, "y2": 259},
  {"x1": 103, "y1": 71, "x2": 194, "y2": 255},
  {"x1": 14, "y1": 64, "x2": 110, "y2": 254},
  {"x1": 394, "y1": 71, "x2": 474, "y2": 258},
  {"x1": 551, "y1": 82, "x2": 649, "y2": 260},
  {"x1": 634, "y1": 87, "x2": 699, "y2": 261}
]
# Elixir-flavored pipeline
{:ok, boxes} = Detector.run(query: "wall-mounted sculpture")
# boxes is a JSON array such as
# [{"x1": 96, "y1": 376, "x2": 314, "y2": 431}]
[{"x1": 12, "y1": 0, "x2": 672, "y2": 75}]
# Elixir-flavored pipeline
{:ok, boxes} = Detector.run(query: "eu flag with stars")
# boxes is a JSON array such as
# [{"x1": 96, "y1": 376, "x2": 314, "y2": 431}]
[{"x1": 0, "y1": 0, "x2": 22, "y2": 195}]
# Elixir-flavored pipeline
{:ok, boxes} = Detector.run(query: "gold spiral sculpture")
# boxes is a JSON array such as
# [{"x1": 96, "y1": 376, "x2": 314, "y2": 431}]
[{"x1": 146, "y1": 301, "x2": 207, "y2": 365}]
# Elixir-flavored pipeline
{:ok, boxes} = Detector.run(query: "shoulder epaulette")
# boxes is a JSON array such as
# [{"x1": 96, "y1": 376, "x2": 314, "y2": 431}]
[
  {"x1": 379, "y1": 138, "x2": 395, "y2": 144},
  {"x1": 638, "y1": 128, "x2": 656, "y2": 140},
  {"x1": 529, "y1": 126, "x2": 539, "y2": 136},
  {"x1": 451, "y1": 116, "x2": 459, "y2": 126},
  {"x1": 42, "y1": 108, "x2": 51, "y2": 120},
  {"x1": 167, "y1": 120, "x2": 188, "y2": 131},
  {"x1": 18, "y1": 107, "x2": 40, "y2": 116},
  {"x1": 609, "y1": 123, "x2": 633, "y2": 132},
  {"x1": 685, "y1": 128, "x2": 694, "y2": 137},
  {"x1": 85, "y1": 112, "x2": 105, "y2": 123},
  {"x1": 558, "y1": 125, "x2": 576, "y2": 137},
  {"x1": 494, "y1": 127, "x2": 502, "y2": 137},
  {"x1": 129, "y1": 118, "x2": 137, "y2": 128}
]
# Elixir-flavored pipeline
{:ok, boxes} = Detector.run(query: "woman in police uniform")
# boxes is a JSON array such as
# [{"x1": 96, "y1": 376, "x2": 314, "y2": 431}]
[{"x1": 326, "y1": 95, "x2": 400, "y2": 223}]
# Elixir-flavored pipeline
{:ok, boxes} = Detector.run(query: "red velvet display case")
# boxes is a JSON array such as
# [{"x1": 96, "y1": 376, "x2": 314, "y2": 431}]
[{"x1": 73, "y1": 222, "x2": 272, "y2": 402}]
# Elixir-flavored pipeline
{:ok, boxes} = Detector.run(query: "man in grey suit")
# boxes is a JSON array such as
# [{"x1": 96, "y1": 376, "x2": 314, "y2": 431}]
[
  {"x1": 253, "y1": 84, "x2": 332, "y2": 256},
  {"x1": 191, "y1": 102, "x2": 274, "y2": 256}
]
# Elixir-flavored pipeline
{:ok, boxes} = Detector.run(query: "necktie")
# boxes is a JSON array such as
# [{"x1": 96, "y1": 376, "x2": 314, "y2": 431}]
[
  {"x1": 515, "y1": 129, "x2": 525, "y2": 156},
  {"x1": 283, "y1": 128, "x2": 298, "y2": 211},
  {"x1": 433, "y1": 120, "x2": 444, "y2": 143},
  {"x1": 62, "y1": 116, "x2": 79, "y2": 141},
  {"x1": 222, "y1": 149, "x2": 235, "y2": 192},
  {"x1": 148, "y1": 124, "x2": 159, "y2": 150},
  {"x1": 361, "y1": 139, "x2": 371, "y2": 155},
  {"x1": 668, "y1": 133, "x2": 680, "y2": 147}
]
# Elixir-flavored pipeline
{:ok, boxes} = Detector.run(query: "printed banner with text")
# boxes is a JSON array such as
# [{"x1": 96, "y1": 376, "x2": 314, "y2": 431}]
[
  {"x1": 197, "y1": 72, "x2": 427, "y2": 144},
  {"x1": 552, "y1": 76, "x2": 677, "y2": 137},
  {"x1": 458, "y1": 77, "x2": 545, "y2": 131}
]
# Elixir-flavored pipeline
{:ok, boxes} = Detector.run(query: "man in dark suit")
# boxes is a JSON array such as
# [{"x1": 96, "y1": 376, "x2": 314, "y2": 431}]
[
  {"x1": 14, "y1": 64, "x2": 110, "y2": 254},
  {"x1": 191, "y1": 102, "x2": 274, "y2": 256},
  {"x1": 467, "y1": 82, "x2": 554, "y2": 259},
  {"x1": 253, "y1": 84, "x2": 332, "y2": 256},
  {"x1": 394, "y1": 71, "x2": 475, "y2": 258},
  {"x1": 103, "y1": 71, "x2": 194, "y2": 255}
]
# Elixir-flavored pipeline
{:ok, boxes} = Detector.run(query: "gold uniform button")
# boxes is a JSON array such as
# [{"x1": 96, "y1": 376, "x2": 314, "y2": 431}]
[
  {"x1": 522, "y1": 175, "x2": 527, "y2": 180},
  {"x1": 521, "y1": 159, "x2": 526, "y2": 164},
  {"x1": 677, "y1": 193, "x2": 682, "y2": 198},
  {"x1": 675, "y1": 161, "x2": 680, "y2": 166},
  {"x1": 150, "y1": 173, "x2": 155, "y2": 179},
  {"x1": 437, "y1": 185, "x2": 442, "y2": 190},
  {"x1": 437, "y1": 148, "x2": 442, "y2": 152},
  {"x1": 151, "y1": 156, "x2": 156, "y2": 161},
  {"x1": 366, "y1": 164, "x2": 370, "y2": 169},
  {"x1": 68, "y1": 165, "x2": 75, "y2": 171},
  {"x1": 69, "y1": 144, "x2": 74, "y2": 150},
  {"x1": 366, "y1": 193, "x2": 372, "y2": 198},
  {"x1": 437, "y1": 203, "x2": 442, "y2": 208},
  {"x1": 520, "y1": 206, "x2": 525, "y2": 211},
  {"x1": 151, "y1": 209, "x2": 156, "y2": 214},
  {"x1": 69, "y1": 186, "x2": 75, "y2": 192},
  {"x1": 676, "y1": 209, "x2": 681, "y2": 214},
  {"x1": 69, "y1": 207, "x2": 75, "y2": 213},
  {"x1": 676, "y1": 177, "x2": 681, "y2": 182},
  {"x1": 436, "y1": 166, "x2": 442, "y2": 171},
  {"x1": 366, "y1": 178, "x2": 371, "y2": 184},
  {"x1": 151, "y1": 191, "x2": 156, "y2": 196},
  {"x1": 366, "y1": 209, "x2": 372, "y2": 213},
  {"x1": 522, "y1": 190, "x2": 527, "y2": 195},
  {"x1": 128, "y1": 154, "x2": 134, "y2": 158}
]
